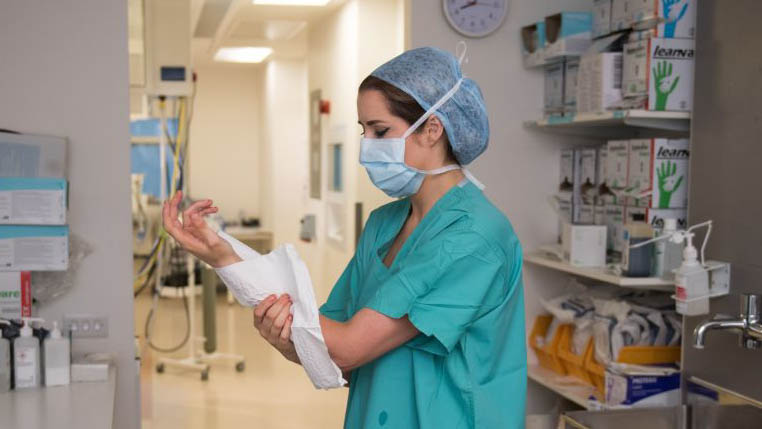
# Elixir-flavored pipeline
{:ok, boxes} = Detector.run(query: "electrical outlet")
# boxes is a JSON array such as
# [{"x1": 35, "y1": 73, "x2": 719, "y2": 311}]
[{"x1": 63, "y1": 314, "x2": 109, "y2": 338}]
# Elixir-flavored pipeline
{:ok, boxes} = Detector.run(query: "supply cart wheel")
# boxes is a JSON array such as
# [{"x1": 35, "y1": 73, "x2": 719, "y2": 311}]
[
  {"x1": 201, "y1": 369, "x2": 209, "y2": 381},
  {"x1": 156, "y1": 363, "x2": 165, "y2": 373},
  {"x1": 236, "y1": 362, "x2": 245, "y2": 372}
]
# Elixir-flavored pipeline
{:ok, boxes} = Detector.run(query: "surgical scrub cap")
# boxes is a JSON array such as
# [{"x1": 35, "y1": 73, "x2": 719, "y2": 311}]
[{"x1": 370, "y1": 46, "x2": 490, "y2": 165}]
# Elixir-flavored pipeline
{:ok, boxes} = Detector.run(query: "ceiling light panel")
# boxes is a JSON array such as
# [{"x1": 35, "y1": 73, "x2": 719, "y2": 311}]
[{"x1": 214, "y1": 47, "x2": 273, "y2": 63}]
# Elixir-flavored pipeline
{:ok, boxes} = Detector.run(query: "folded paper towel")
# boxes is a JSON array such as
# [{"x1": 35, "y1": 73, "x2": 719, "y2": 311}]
[{"x1": 214, "y1": 231, "x2": 346, "y2": 389}]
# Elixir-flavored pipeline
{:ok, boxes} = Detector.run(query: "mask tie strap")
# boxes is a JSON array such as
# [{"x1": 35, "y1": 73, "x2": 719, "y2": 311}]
[
  {"x1": 462, "y1": 168, "x2": 486, "y2": 190},
  {"x1": 402, "y1": 77, "x2": 464, "y2": 139},
  {"x1": 456, "y1": 41, "x2": 468, "y2": 68}
]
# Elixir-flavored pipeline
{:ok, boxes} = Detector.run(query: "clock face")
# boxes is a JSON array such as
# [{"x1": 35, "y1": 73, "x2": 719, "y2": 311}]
[{"x1": 443, "y1": 0, "x2": 508, "y2": 38}]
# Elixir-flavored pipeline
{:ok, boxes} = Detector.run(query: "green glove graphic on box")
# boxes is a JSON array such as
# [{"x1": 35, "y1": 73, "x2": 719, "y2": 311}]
[
  {"x1": 657, "y1": 160, "x2": 684, "y2": 208},
  {"x1": 652, "y1": 61, "x2": 680, "y2": 110}
]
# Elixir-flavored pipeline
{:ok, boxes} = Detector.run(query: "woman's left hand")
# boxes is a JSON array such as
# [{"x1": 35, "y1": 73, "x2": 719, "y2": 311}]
[{"x1": 254, "y1": 294, "x2": 300, "y2": 364}]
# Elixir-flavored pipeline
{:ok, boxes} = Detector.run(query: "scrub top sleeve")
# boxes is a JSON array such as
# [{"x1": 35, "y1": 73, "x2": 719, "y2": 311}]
[
  {"x1": 366, "y1": 234, "x2": 508, "y2": 356},
  {"x1": 318, "y1": 255, "x2": 358, "y2": 323}
]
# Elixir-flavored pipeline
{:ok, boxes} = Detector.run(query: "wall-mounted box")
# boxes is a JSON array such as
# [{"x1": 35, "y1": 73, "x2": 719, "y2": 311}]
[
  {"x1": 0, "y1": 178, "x2": 67, "y2": 225},
  {"x1": 0, "y1": 132, "x2": 67, "y2": 178},
  {"x1": 545, "y1": 12, "x2": 593, "y2": 60},
  {"x1": 521, "y1": 21, "x2": 547, "y2": 68},
  {"x1": 0, "y1": 271, "x2": 31, "y2": 319},
  {"x1": 0, "y1": 226, "x2": 69, "y2": 271}
]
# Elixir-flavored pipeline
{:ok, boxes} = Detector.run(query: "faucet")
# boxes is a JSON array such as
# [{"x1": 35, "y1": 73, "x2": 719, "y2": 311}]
[{"x1": 693, "y1": 294, "x2": 762, "y2": 350}]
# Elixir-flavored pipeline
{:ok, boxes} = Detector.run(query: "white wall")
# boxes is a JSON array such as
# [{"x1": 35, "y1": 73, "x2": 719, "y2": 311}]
[
  {"x1": 408, "y1": 0, "x2": 594, "y2": 414},
  {"x1": 189, "y1": 66, "x2": 262, "y2": 220},
  {"x1": 0, "y1": 1, "x2": 137, "y2": 428}
]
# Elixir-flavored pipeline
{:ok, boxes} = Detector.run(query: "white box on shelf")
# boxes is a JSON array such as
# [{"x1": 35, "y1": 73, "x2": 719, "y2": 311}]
[
  {"x1": 564, "y1": 58, "x2": 580, "y2": 113},
  {"x1": 629, "y1": 0, "x2": 696, "y2": 38},
  {"x1": 605, "y1": 140, "x2": 629, "y2": 204},
  {"x1": 579, "y1": 148, "x2": 598, "y2": 205},
  {"x1": 605, "y1": 364, "x2": 681, "y2": 408},
  {"x1": 545, "y1": 12, "x2": 593, "y2": 60},
  {"x1": 544, "y1": 61, "x2": 566, "y2": 115},
  {"x1": 576, "y1": 52, "x2": 623, "y2": 114},
  {"x1": 0, "y1": 226, "x2": 69, "y2": 271},
  {"x1": 562, "y1": 223, "x2": 607, "y2": 267},
  {"x1": 593, "y1": 0, "x2": 612, "y2": 38},
  {"x1": 623, "y1": 38, "x2": 694, "y2": 110},
  {"x1": 0, "y1": 178, "x2": 67, "y2": 225},
  {"x1": 521, "y1": 21, "x2": 547, "y2": 68},
  {"x1": 0, "y1": 132, "x2": 68, "y2": 178},
  {"x1": 606, "y1": 204, "x2": 626, "y2": 255},
  {"x1": 610, "y1": 0, "x2": 630, "y2": 32},
  {"x1": 0, "y1": 271, "x2": 31, "y2": 319},
  {"x1": 627, "y1": 139, "x2": 690, "y2": 208}
]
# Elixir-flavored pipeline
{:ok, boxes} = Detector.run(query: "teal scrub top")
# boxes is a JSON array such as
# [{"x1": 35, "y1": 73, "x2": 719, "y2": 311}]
[{"x1": 319, "y1": 181, "x2": 527, "y2": 429}]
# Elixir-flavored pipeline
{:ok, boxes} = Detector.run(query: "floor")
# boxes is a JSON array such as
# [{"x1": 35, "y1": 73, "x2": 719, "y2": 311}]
[{"x1": 134, "y1": 289, "x2": 348, "y2": 429}]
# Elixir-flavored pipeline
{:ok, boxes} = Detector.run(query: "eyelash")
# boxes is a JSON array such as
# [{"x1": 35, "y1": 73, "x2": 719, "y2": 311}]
[{"x1": 361, "y1": 127, "x2": 389, "y2": 138}]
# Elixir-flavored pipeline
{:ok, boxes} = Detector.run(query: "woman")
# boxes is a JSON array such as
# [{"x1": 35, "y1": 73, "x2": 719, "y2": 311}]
[{"x1": 163, "y1": 47, "x2": 526, "y2": 428}]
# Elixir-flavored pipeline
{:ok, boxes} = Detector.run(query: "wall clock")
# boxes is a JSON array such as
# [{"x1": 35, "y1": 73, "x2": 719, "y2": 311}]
[{"x1": 443, "y1": 0, "x2": 508, "y2": 38}]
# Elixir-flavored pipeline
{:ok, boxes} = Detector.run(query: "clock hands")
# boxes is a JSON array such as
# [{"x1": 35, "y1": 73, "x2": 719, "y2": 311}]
[{"x1": 459, "y1": 0, "x2": 499, "y2": 10}]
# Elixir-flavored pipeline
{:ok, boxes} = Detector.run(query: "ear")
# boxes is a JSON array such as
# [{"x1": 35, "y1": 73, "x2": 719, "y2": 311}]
[{"x1": 420, "y1": 115, "x2": 445, "y2": 148}]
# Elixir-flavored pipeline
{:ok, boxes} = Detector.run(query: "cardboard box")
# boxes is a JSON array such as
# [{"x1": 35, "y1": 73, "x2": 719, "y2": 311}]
[
  {"x1": 623, "y1": 38, "x2": 694, "y2": 110},
  {"x1": 594, "y1": 204, "x2": 607, "y2": 225},
  {"x1": 0, "y1": 226, "x2": 69, "y2": 271},
  {"x1": 578, "y1": 204, "x2": 596, "y2": 225},
  {"x1": 605, "y1": 365, "x2": 681, "y2": 408},
  {"x1": 562, "y1": 224, "x2": 607, "y2": 267},
  {"x1": 627, "y1": 139, "x2": 690, "y2": 208},
  {"x1": 576, "y1": 52, "x2": 623, "y2": 113},
  {"x1": 0, "y1": 271, "x2": 31, "y2": 319},
  {"x1": 564, "y1": 58, "x2": 580, "y2": 113},
  {"x1": 605, "y1": 204, "x2": 626, "y2": 255},
  {"x1": 0, "y1": 132, "x2": 68, "y2": 178},
  {"x1": 610, "y1": 0, "x2": 630, "y2": 32},
  {"x1": 544, "y1": 61, "x2": 566, "y2": 115},
  {"x1": 579, "y1": 148, "x2": 598, "y2": 204},
  {"x1": 596, "y1": 146, "x2": 613, "y2": 205},
  {"x1": 593, "y1": 0, "x2": 612, "y2": 38},
  {"x1": 545, "y1": 12, "x2": 593, "y2": 60},
  {"x1": 629, "y1": 0, "x2": 696, "y2": 38},
  {"x1": 0, "y1": 178, "x2": 67, "y2": 225},
  {"x1": 559, "y1": 149, "x2": 582, "y2": 223},
  {"x1": 606, "y1": 140, "x2": 629, "y2": 204},
  {"x1": 521, "y1": 21, "x2": 547, "y2": 68}
]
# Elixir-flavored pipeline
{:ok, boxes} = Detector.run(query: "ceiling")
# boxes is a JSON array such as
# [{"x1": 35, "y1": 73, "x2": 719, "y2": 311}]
[{"x1": 190, "y1": 0, "x2": 348, "y2": 66}]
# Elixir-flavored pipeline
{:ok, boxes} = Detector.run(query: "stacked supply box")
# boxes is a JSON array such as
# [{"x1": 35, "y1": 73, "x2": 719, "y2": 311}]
[
  {"x1": 592, "y1": 0, "x2": 612, "y2": 38},
  {"x1": 628, "y1": 0, "x2": 696, "y2": 38},
  {"x1": 563, "y1": 59, "x2": 580, "y2": 114},
  {"x1": 545, "y1": 12, "x2": 593, "y2": 60},
  {"x1": 544, "y1": 61, "x2": 566, "y2": 115},
  {"x1": 576, "y1": 52, "x2": 623, "y2": 113},
  {"x1": 610, "y1": 0, "x2": 630, "y2": 33},
  {"x1": 0, "y1": 271, "x2": 32, "y2": 319},
  {"x1": 521, "y1": 21, "x2": 547, "y2": 68},
  {"x1": 627, "y1": 139, "x2": 690, "y2": 208},
  {"x1": 0, "y1": 178, "x2": 67, "y2": 225},
  {"x1": 622, "y1": 37, "x2": 695, "y2": 111}
]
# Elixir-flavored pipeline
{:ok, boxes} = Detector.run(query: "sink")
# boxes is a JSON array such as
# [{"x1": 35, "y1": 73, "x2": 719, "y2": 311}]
[{"x1": 560, "y1": 405, "x2": 762, "y2": 429}]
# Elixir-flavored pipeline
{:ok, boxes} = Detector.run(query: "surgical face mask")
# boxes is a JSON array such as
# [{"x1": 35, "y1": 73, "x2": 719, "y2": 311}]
[{"x1": 360, "y1": 79, "x2": 464, "y2": 198}]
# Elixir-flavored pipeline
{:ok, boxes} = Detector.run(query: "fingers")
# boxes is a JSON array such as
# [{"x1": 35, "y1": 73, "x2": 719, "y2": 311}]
[
  {"x1": 260, "y1": 294, "x2": 291, "y2": 334},
  {"x1": 278, "y1": 314, "x2": 293, "y2": 346},
  {"x1": 254, "y1": 294, "x2": 278, "y2": 327},
  {"x1": 269, "y1": 301, "x2": 292, "y2": 339},
  {"x1": 182, "y1": 199, "x2": 212, "y2": 227}
]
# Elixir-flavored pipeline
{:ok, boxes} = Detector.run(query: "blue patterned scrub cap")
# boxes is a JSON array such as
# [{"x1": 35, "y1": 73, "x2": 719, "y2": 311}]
[{"x1": 370, "y1": 44, "x2": 490, "y2": 165}]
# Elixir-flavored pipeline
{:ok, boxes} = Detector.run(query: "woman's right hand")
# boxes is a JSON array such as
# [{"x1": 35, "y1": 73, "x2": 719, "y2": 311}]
[
  {"x1": 162, "y1": 190, "x2": 241, "y2": 268},
  {"x1": 254, "y1": 294, "x2": 299, "y2": 364}
]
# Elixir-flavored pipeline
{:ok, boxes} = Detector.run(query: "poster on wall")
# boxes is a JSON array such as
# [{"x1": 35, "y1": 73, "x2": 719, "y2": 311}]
[{"x1": 309, "y1": 90, "x2": 322, "y2": 199}]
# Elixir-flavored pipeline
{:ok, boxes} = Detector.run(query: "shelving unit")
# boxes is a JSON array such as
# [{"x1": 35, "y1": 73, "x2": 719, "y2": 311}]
[
  {"x1": 524, "y1": 250, "x2": 674, "y2": 291},
  {"x1": 524, "y1": 110, "x2": 691, "y2": 139},
  {"x1": 527, "y1": 365, "x2": 598, "y2": 410}
]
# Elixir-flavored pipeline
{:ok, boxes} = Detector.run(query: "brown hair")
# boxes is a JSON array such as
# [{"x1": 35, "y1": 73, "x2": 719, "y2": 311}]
[{"x1": 359, "y1": 75, "x2": 456, "y2": 161}]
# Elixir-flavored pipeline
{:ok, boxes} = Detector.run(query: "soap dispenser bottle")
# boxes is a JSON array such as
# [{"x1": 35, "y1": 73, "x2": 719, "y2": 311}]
[
  {"x1": 44, "y1": 321, "x2": 70, "y2": 386},
  {"x1": 0, "y1": 320, "x2": 10, "y2": 392},
  {"x1": 13, "y1": 318, "x2": 41, "y2": 389},
  {"x1": 675, "y1": 233, "x2": 710, "y2": 315}
]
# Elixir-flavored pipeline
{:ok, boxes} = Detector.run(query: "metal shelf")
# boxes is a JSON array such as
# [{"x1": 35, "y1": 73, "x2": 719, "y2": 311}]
[
  {"x1": 524, "y1": 250, "x2": 674, "y2": 290},
  {"x1": 523, "y1": 110, "x2": 691, "y2": 139},
  {"x1": 528, "y1": 365, "x2": 597, "y2": 410}
]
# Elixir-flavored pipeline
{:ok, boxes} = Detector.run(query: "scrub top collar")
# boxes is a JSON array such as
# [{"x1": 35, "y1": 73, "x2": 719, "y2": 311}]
[{"x1": 377, "y1": 180, "x2": 481, "y2": 269}]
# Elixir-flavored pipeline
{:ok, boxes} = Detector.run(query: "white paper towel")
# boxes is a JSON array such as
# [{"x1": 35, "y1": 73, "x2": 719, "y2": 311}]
[{"x1": 214, "y1": 231, "x2": 346, "y2": 389}]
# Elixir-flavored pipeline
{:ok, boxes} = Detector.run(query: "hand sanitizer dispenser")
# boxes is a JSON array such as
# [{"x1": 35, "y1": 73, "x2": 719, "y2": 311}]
[
  {"x1": 14, "y1": 318, "x2": 42, "y2": 389},
  {"x1": 44, "y1": 321, "x2": 70, "y2": 386}
]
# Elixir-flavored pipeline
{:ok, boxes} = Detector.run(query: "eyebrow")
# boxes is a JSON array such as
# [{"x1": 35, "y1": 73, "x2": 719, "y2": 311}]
[{"x1": 357, "y1": 120, "x2": 388, "y2": 126}]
